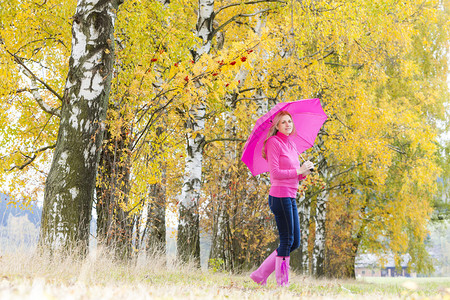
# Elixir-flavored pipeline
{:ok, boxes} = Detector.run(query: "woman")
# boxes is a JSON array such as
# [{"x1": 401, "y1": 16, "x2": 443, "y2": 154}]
[{"x1": 250, "y1": 110, "x2": 314, "y2": 287}]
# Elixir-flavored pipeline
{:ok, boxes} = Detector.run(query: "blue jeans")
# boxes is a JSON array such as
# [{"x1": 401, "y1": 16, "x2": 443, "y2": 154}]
[{"x1": 268, "y1": 195, "x2": 301, "y2": 257}]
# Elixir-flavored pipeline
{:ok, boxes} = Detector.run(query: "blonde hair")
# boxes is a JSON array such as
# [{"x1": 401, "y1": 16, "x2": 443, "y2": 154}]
[{"x1": 262, "y1": 111, "x2": 296, "y2": 160}]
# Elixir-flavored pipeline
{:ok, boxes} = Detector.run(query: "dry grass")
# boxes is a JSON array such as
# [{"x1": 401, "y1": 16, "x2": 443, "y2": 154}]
[{"x1": 0, "y1": 247, "x2": 449, "y2": 299}]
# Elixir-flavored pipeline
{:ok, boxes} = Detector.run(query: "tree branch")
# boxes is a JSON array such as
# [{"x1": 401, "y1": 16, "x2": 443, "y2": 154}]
[
  {"x1": 239, "y1": 87, "x2": 257, "y2": 93},
  {"x1": 215, "y1": 0, "x2": 286, "y2": 15},
  {"x1": 33, "y1": 114, "x2": 55, "y2": 145},
  {"x1": 15, "y1": 88, "x2": 40, "y2": 94},
  {"x1": 234, "y1": 96, "x2": 267, "y2": 103},
  {"x1": 298, "y1": 42, "x2": 335, "y2": 61},
  {"x1": 303, "y1": 180, "x2": 356, "y2": 202},
  {"x1": 386, "y1": 144, "x2": 406, "y2": 155},
  {"x1": 311, "y1": 3, "x2": 345, "y2": 13},
  {"x1": 131, "y1": 93, "x2": 178, "y2": 152},
  {"x1": 7, "y1": 144, "x2": 56, "y2": 171},
  {"x1": 329, "y1": 163, "x2": 361, "y2": 181},
  {"x1": 15, "y1": 36, "x2": 68, "y2": 53},
  {"x1": 203, "y1": 137, "x2": 246, "y2": 147},
  {"x1": 325, "y1": 62, "x2": 364, "y2": 70},
  {"x1": 28, "y1": 75, "x2": 61, "y2": 117},
  {"x1": 303, "y1": 49, "x2": 335, "y2": 68},
  {"x1": 212, "y1": 8, "x2": 273, "y2": 37},
  {"x1": 333, "y1": 113, "x2": 353, "y2": 131},
  {"x1": 5, "y1": 49, "x2": 63, "y2": 101}
]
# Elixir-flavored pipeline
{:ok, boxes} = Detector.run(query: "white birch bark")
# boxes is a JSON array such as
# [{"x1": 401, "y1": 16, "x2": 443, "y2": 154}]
[
  {"x1": 177, "y1": 0, "x2": 214, "y2": 264},
  {"x1": 254, "y1": 15, "x2": 269, "y2": 116},
  {"x1": 177, "y1": 105, "x2": 205, "y2": 264},
  {"x1": 194, "y1": 0, "x2": 214, "y2": 60},
  {"x1": 40, "y1": 0, "x2": 122, "y2": 253},
  {"x1": 209, "y1": 13, "x2": 267, "y2": 267},
  {"x1": 299, "y1": 195, "x2": 311, "y2": 274},
  {"x1": 312, "y1": 190, "x2": 327, "y2": 276},
  {"x1": 210, "y1": 14, "x2": 268, "y2": 268},
  {"x1": 312, "y1": 162, "x2": 328, "y2": 277}
]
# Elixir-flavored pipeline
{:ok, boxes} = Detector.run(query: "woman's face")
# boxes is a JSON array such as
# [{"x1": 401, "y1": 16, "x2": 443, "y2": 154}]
[{"x1": 276, "y1": 115, "x2": 293, "y2": 136}]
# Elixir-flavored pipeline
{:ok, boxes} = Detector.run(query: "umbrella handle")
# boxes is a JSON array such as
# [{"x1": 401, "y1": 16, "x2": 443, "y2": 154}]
[{"x1": 299, "y1": 154, "x2": 314, "y2": 172}]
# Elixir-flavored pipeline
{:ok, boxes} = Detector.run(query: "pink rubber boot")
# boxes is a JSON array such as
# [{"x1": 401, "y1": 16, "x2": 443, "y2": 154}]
[
  {"x1": 275, "y1": 256, "x2": 290, "y2": 287},
  {"x1": 250, "y1": 250, "x2": 277, "y2": 285}
]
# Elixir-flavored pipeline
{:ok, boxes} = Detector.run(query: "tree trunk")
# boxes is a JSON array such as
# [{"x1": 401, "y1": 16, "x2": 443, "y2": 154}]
[
  {"x1": 325, "y1": 212, "x2": 365, "y2": 279},
  {"x1": 209, "y1": 187, "x2": 225, "y2": 265},
  {"x1": 96, "y1": 125, "x2": 133, "y2": 259},
  {"x1": 177, "y1": 106, "x2": 204, "y2": 265},
  {"x1": 146, "y1": 170, "x2": 166, "y2": 253},
  {"x1": 347, "y1": 238, "x2": 359, "y2": 279},
  {"x1": 298, "y1": 195, "x2": 311, "y2": 275},
  {"x1": 311, "y1": 133, "x2": 329, "y2": 277},
  {"x1": 209, "y1": 13, "x2": 268, "y2": 269},
  {"x1": 177, "y1": 0, "x2": 214, "y2": 265},
  {"x1": 254, "y1": 15, "x2": 269, "y2": 117},
  {"x1": 348, "y1": 223, "x2": 365, "y2": 279},
  {"x1": 39, "y1": 0, "x2": 122, "y2": 254},
  {"x1": 312, "y1": 191, "x2": 327, "y2": 277}
]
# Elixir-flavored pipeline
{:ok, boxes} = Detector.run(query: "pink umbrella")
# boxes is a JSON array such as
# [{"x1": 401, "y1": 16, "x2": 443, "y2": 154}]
[{"x1": 241, "y1": 98, "x2": 328, "y2": 176}]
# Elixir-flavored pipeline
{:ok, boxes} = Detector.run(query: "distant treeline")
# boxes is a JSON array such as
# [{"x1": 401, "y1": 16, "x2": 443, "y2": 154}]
[{"x1": 0, "y1": 193, "x2": 41, "y2": 227}]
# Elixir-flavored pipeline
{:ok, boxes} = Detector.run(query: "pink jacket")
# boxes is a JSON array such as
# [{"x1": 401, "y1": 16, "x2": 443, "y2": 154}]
[{"x1": 265, "y1": 131, "x2": 305, "y2": 198}]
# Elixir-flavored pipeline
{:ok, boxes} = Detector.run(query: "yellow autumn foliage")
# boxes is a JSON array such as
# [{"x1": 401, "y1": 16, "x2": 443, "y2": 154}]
[{"x1": 0, "y1": 0, "x2": 448, "y2": 274}]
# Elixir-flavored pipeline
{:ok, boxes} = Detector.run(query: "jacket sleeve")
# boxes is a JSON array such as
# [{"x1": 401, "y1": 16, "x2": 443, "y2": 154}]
[{"x1": 266, "y1": 138, "x2": 298, "y2": 179}]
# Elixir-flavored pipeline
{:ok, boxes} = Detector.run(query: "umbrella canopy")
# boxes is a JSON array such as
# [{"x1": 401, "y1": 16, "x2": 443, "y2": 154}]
[{"x1": 241, "y1": 98, "x2": 328, "y2": 176}]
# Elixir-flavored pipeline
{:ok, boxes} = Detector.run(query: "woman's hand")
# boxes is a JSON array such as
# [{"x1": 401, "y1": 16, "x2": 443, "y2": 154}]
[{"x1": 297, "y1": 160, "x2": 314, "y2": 176}]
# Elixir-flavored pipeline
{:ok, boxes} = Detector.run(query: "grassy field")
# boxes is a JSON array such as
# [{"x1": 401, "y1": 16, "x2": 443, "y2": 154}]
[{"x1": 0, "y1": 249, "x2": 449, "y2": 299}]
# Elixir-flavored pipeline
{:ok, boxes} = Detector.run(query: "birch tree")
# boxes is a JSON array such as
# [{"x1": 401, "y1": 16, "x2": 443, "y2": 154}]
[
  {"x1": 298, "y1": 195, "x2": 311, "y2": 274},
  {"x1": 312, "y1": 169, "x2": 327, "y2": 276},
  {"x1": 92, "y1": 0, "x2": 195, "y2": 257},
  {"x1": 39, "y1": 0, "x2": 123, "y2": 253},
  {"x1": 176, "y1": 0, "x2": 215, "y2": 264},
  {"x1": 206, "y1": 11, "x2": 275, "y2": 270}
]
